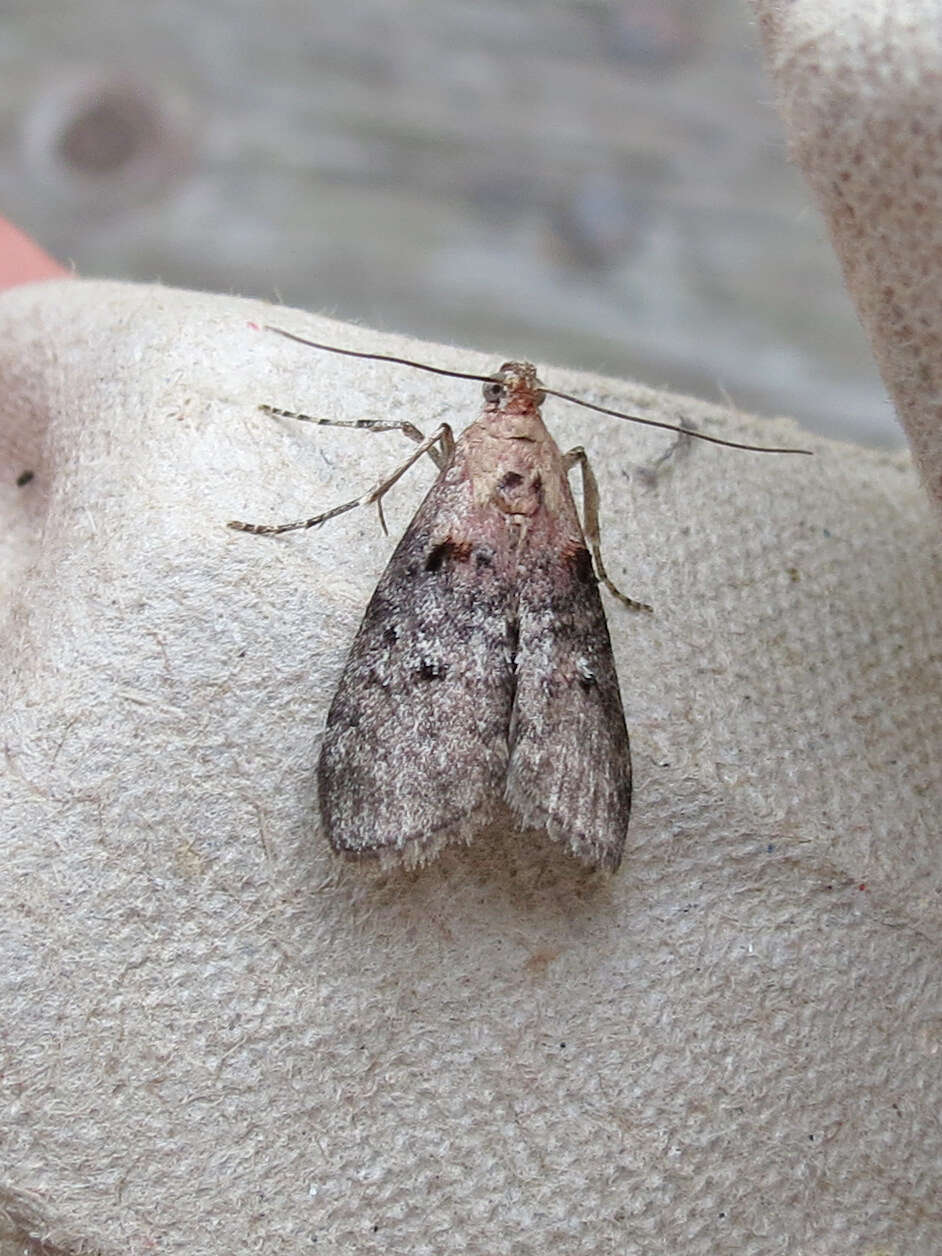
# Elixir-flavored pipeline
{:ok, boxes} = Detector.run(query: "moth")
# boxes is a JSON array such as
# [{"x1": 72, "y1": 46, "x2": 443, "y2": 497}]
[{"x1": 230, "y1": 329, "x2": 810, "y2": 871}]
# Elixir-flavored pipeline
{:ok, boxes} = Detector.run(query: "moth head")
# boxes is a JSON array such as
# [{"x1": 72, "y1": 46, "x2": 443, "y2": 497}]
[{"x1": 483, "y1": 361, "x2": 546, "y2": 411}]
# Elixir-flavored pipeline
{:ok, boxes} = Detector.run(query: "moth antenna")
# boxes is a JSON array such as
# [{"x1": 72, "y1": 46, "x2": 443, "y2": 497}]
[
  {"x1": 543, "y1": 388, "x2": 814, "y2": 456},
  {"x1": 262, "y1": 325, "x2": 814, "y2": 456},
  {"x1": 263, "y1": 326, "x2": 493, "y2": 386}
]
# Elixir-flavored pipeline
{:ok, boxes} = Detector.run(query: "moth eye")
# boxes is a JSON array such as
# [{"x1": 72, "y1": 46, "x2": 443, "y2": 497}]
[{"x1": 483, "y1": 380, "x2": 504, "y2": 404}]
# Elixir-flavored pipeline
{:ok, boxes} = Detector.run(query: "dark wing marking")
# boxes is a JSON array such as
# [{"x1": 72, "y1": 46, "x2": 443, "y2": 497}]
[
  {"x1": 317, "y1": 457, "x2": 516, "y2": 865},
  {"x1": 505, "y1": 541, "x2": 631, "y2": 871}
]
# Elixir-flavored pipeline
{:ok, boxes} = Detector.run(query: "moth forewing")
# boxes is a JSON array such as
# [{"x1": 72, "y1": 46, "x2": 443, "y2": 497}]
[
  {"x1": 506, "y1": 535, "x2": 632, "y2": 872},
  {"x1": 316, "y1": 452, "x2": 518, "y2": 866}
]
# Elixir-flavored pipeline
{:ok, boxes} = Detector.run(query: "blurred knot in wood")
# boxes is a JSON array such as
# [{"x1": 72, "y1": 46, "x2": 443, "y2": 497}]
[{"x1": 22, "y1": 69, "x2": 195, "y2": 209}]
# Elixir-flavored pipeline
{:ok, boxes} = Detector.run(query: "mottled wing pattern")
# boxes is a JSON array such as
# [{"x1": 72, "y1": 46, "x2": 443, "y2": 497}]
[
  {"x1": 505, "y1": 531, "x2": 631, "y2": 872},
  {"x1": 317, "y1": 455, "x2": 517, "y2": 865}
]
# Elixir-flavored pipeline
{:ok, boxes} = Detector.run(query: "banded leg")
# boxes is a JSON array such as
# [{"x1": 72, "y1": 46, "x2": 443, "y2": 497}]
[
  {"x1": 563, "y1": 446, "x2": 652, "y2": 613},
  {"x1": 229, "y1": 423, "x2": 454, "y2": 536},
  {"x1": 259, "y1": 405, "x2": 446, "y2": 470}
]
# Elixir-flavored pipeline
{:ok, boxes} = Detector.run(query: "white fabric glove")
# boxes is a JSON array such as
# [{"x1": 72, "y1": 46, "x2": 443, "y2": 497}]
[{"x1": 2, "y1": 4, "x2": 941, "y2": 1247}]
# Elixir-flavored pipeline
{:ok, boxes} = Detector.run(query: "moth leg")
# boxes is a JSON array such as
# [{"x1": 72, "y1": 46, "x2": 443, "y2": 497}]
[
  {"x1": 229, "y1": 423, "x2": 454, "y2": 536},
  {"x1": 259, "y1": 405, "x2": 446, "y2": 470},
  {"x1": 563, "y1": 446, "x2": 653, "y2": 613}
]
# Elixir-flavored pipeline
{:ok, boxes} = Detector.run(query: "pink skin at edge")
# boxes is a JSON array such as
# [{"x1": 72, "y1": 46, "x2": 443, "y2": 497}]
[{"x1": 0, "y1": 218, "x2": 66, "y2": 291}]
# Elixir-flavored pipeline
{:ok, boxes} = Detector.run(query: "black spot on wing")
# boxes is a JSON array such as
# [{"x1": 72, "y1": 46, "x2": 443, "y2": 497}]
[
  {"x1": 569, "y1": 546, "x2": 595, "y2": 585},
  {"x1": 577, "y1": 659, "x2": 598, "y2": 691},
  {"x1": 425, "y1": 539, "x2": 473, "y2": 572},
  {"x1": 417, "y1": 659, "x2": 448, "y2": 680}
]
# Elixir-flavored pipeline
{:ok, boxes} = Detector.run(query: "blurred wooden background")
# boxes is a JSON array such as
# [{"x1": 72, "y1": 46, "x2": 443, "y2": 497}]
[{"x1": 0, "y1": 0, "x2": 898, "y2": 448}]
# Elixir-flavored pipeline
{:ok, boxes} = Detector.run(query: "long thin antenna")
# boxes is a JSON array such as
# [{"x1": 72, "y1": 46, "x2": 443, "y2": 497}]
[
  {"x1": 264, "y1": 327, "x2": 490, "y2": 384},
  {"x1": 263, "y1": 325, "x2": 813, "y2": 456},
  {"x1": 542, "y1": 387, "x2": 812, "y2": 455}
]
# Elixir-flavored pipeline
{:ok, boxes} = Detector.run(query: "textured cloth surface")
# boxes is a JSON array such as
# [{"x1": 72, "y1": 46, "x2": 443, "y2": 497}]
[
  {"x1": 0, "y1": 278, "x2": 939, "y2": 1254},
  {"x1": 751, "y1": 0, "x2": 942, "y2": 506}
]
